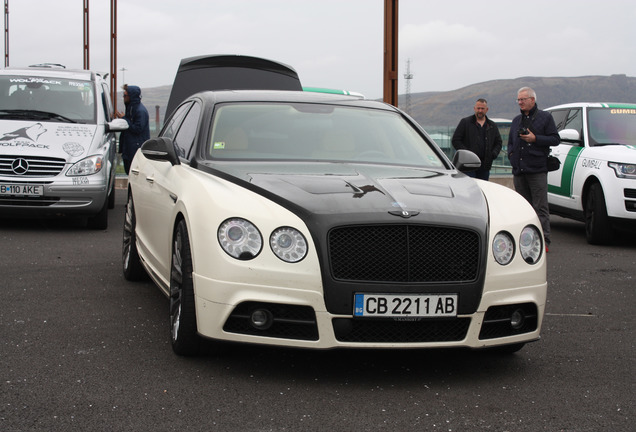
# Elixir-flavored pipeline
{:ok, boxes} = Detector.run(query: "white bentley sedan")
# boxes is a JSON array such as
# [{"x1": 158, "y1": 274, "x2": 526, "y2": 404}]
[{"x1": 123, "y1": 89, "x2": 547, "y2": 356}]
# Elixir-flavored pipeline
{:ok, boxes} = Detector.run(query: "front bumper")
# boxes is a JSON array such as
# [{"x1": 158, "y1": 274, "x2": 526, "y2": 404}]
[
  {"x1": 192, "y1": 273, "x2": 546, "y2": 350},
  {"x1": 0, "y1": 177, "x2": 108, "y2": 217}
]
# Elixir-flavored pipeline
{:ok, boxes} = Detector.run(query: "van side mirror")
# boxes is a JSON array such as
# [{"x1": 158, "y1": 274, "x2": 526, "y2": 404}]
[{"x1": 106, "y1": 118, "x2": 129, "y2": 132}]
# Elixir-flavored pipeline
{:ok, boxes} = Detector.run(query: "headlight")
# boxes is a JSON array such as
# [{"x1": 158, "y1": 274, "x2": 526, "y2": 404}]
[
  {"x1": 218, "y1": 218, "x2": 262, "y2": 260},
  {"x1": 66, "y1": 155, "x2": 104, "y2": 176},
  {"x1": 519, "y1": 225, "x2": 543, "y2": 264},
  {"x1": 608, "y1": 162, "x2": 636, "y2": 179},
  {"x1": 493, "y1": 231, "x2": 514, "y2": 265},
  {"x1": 270, "y1": 227, "x2": 308, "y2": 263}
]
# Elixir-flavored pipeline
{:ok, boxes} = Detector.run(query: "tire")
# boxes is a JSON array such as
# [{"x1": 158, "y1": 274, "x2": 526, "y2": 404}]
[
  {"x1": 585, "y1": 183, "x2": 613, "y2": 245},
  {"x1": 122, "y1": 192, "x2": 147, "y2": 281},
  {"x1": 170, "y1": 220, "x2": 201, "y2": 356},
  {"x1": 87, "y1": 197, "x2": 108, "y2": 230}
]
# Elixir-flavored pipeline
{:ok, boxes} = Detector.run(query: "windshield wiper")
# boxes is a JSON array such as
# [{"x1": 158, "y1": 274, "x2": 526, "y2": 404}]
[{"x1": 0, "y1": 109, "x2": 77, "y2": 123}]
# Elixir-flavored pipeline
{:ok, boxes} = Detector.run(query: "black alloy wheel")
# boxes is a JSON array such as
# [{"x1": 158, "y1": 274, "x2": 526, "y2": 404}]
[
  {"x1": 122, "y1": 192, "x2": 146, "y2": 281},
  {"x1": 585, "y1": 183, "x2": 613, "y2": 245},
  {"x1": 170, "y1": 220, "x2": 201, "y2": 356}
]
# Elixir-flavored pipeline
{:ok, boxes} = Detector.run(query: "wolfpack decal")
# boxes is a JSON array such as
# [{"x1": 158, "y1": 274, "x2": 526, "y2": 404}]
[
  {"x1": 9, "y1": 77, "x2": 62, "y2": 86},
  {"x1": 0, "y1": 123, "x2": 47, "y2": 142}
]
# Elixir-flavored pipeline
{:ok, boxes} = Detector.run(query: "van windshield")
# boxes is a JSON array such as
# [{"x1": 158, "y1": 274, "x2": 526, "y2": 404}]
[
  {"x1": 588, "y1": 107, "x2": 636, "y2": 147},
  {"x1": 0, "y1": 75, "x2": 96, "y2": 123}
]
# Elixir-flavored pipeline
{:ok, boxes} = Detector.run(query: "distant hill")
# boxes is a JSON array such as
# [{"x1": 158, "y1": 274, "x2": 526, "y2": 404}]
[
  {"x1": 127, "y1": 75, "x2": 636, "y2": 130},
  {"x1": 401, "y1": 74, "x2": 636, "y2": 127}
]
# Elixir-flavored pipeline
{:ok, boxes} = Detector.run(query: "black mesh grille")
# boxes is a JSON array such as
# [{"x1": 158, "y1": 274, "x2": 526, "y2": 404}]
[
  {"x1": 0, "y1": 155, "x2": 66, "y2": 177},
  {"x1": 329, "y1": 225, "x2": 480, "y2": 282},
  {"x1": 333, "y1": 317, "x2": 470, "y2": 342}
]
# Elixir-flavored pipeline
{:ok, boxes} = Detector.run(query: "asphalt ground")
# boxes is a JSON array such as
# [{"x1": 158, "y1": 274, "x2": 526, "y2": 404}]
[{"x1": 1, "y1": 190, "x2": 634, "y2": 431}]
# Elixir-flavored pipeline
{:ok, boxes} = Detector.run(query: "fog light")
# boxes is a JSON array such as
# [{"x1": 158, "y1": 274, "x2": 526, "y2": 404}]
[
  {"x1": 510, "y1": 309, "x2": 525, "y2": 330},
  {"x1": 250, "y1": 309, "x2": 273, "y2": 330}
]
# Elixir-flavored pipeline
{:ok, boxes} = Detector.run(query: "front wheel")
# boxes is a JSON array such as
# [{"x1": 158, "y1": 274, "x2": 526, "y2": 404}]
[
  {"x1": 170, "y1": 220, "x2": 200, "y2": 356},
  {"x1": 585, "y1": 183, "x2": 613, "y2": 245},
  {"x1": 122, "y1": 192, "x2": 146, "y2": 281},
  {"x1": 87, "y1": 197, "x2": 108, "y2": 230}
]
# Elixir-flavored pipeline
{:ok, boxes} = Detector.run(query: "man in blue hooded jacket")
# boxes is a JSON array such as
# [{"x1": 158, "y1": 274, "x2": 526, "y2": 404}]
[{"x1": 117, "y1": 85, "x2": 150, "y2": 174}]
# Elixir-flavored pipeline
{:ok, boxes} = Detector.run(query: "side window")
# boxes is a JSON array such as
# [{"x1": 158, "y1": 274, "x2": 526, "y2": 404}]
[
  {"x1": 161, "y1": 102, "x2": 192, "y2": 140},
  {"x1": 101, "y1": 83, "x2": 114, "y2": 121},
  {"x1": 550, "y1": 109, "x2": 568, "y2": 131},
  {"x1": 563, "y1": 109, "x2": 583, "y2": 144},
  {"x1": 564, "y1": 109, "x2": 582, "y2": 131},
  {"x1": 172, "y1": 102, "x2": 202, "y2": 159}
]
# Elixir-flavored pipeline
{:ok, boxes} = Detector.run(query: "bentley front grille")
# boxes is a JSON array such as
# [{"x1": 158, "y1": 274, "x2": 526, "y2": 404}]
[{"x1": 328, "y1": 225, "x2": 480, "y2": 283}]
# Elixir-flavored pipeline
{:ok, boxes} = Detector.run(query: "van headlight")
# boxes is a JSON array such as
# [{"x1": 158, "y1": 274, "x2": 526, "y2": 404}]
[{"x1": 66, "y1": 155, "x2": 104, "y2": 176}]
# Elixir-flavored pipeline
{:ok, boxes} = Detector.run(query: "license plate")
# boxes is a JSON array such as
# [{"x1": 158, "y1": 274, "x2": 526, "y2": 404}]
[
  {"x1": 354, "y1": 293, "x2": 458, "y2": 318},
  {"x1": 0, "y1": 184, "x2": 44, "y2": 196}
]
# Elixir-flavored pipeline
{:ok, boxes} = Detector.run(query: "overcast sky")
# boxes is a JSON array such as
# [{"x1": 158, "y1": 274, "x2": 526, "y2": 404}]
[{"x1": 6, "y1": 0, "x2": 636, "y2": 99}]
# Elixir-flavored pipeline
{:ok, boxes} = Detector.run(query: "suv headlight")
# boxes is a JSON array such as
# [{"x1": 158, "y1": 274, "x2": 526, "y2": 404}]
[
  {"x1": 218, "y1": 218, "x2": 263, "y2": 260},
  {"x1": 66, "y1": 155, "x2": 104, "y2": 176},
  {"x1": 608, "y1": 162, "x2": 636, "y2": 179}
]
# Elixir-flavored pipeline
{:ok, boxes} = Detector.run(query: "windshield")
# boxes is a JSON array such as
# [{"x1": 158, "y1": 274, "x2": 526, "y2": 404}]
[
  {"x1": 207, "y1": 102, "x2": 446, "y2": 168},
  {"x1": 0, "y1": 75, "x2": 96, "y2": 123},
  {"x1": 588, "y1": 107, "x2": 636, "y2": 146}
]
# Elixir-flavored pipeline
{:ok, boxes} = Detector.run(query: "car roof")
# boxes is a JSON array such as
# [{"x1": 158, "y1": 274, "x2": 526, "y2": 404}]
[
  {"x1": 184, "y1": 89, "x2": 392, "y2": 110},
  {"x1": 547, "y1": 102, "x2": 636, "y2": 110},
  {"x1": 0, "y1": 65, "x2": 98, "y2": 81}
]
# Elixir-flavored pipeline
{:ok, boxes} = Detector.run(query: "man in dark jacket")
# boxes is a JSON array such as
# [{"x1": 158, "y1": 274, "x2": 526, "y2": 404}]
[
  {"x1": 507, "y1": 87, "x2": 560, "y2": 250},
  {"x1": 117, "y1": 85, "x2": 150, "y2": 174},
  {"x1": 451, "y1": 98, "x2": 502, "y2": 180}
]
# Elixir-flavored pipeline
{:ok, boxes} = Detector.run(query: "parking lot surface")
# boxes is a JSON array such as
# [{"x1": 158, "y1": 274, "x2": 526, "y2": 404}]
[{"x1": 1, "y1": 191, "x2": 634, "y2": 431}]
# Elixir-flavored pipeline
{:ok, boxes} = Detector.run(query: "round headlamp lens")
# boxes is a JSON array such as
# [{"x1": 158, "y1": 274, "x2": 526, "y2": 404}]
[
  {"x1": 270, "y1": 227, "x2": 308, "y2": 263},
  {"x1": 218, "y1": 218, "x2": 262, "y2": 260},
  {"x1": 493, "y1": 231, "x2": 515, "y2": 265}
]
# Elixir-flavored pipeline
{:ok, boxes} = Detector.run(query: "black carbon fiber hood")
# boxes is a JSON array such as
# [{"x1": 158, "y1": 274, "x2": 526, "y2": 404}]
[{"x1": 201, "y1": 161, "x2": 489, "y2": 314}]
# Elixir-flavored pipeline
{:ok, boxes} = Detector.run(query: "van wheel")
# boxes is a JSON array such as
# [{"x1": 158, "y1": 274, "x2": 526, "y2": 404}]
[
  {"x1": 87, "y1": 198, "x2": 108, "y2": 230},
  {"x1": 170, "y1": 220, "x2": 200, "y2": 356},
  {"x1": 585, "y1": 183, "x2": 613, "y2": 245}
]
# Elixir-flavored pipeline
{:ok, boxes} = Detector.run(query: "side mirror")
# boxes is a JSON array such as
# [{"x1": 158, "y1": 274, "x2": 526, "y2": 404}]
[
  {"x1": 452, "y1": 149, "x2": 482, "y2": 172},
  {"x1": 106, "y1": 118, "x2": 129, "y2": 132},
  {"x1": 141, "y1": 137, "x2": 181, "y2": 166},
  {"x1": 559, "y1": 128, "x2": 581, "y2": 143}
]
